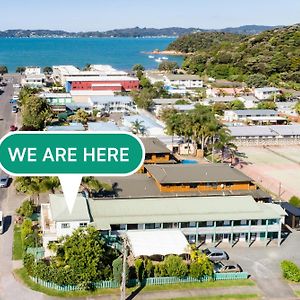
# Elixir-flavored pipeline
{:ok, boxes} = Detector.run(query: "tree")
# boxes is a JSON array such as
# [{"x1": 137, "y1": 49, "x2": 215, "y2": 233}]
[
  {"x1": 132, "y1": 64, "x2": 145, "y2": 72},
  {"x1": 289, "y1": 196, "x2": 300, "y2": 208},
  {"x1": 0, "y1": 65, "x2": 8, "y2": 74},
  {"x1": 69, "y1": 109, "x2": 90, "y2": 125},
  {"x1": 21, "y1": 219, "x2": 34, "y2": 250},
  {"x1": 257, "y1": 101, "x2": 277, "y2": 110},
  {"x1": 230, "y1": 99, "x2": 245, "y2": 110},
  {"x1": 81, "y1": 177, "x2": 111, "y2": 196},
  {"x1": 43, "y1": 66, "x2": 53, "y2": 74},
  {"x1": 189, "y1": 247, "x2": 214, "y2": 278},
  {"x1": 246, "y1": 74, "x2": 268, "y2": 88},
  {"x1": 131, "y1": 120, "x2": 146, "y2": 135},
  {"x1": 139, "y1": 76, "x2": 152, "y2": 89},
  {"x1": 16, "y1": 66, "x2": 26, "y2": 73},
  {"x1": 83, "y1": 64, "x2": 91, "y2": 71},
  {"x1": 54, "y1": 227, "x2": 117, "y2": 283},
  {"x1": 16, "y1": 200, "x2": 34, "y2": 218},
  {"x1": 113, "y1": 257, "x2": 125, "y2": 284},
  {"x1": 21, "y1": 94, "x2": 52, "y2": 130},
  {"x1": 158, "y1": 61, "x2": 179, "y2": 72},
  {"x1": 163, "y1": 255, "x2": 188, "y2": 277}
]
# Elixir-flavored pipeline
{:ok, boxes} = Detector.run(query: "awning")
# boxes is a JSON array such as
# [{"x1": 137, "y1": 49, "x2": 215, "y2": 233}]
[{"x1": 126, "y1": 229, "x2": 190, "y2": 258}]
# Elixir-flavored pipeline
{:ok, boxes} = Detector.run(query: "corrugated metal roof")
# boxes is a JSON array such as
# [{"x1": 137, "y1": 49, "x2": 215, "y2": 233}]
[
  {"x1": 49, "y1": 194, "x2": 91, "y2": 222},
  {"x1": 88, "y1": 122, "x2": 120, "y2": 132},
  {"x1": 140, "y1": 137, "x2": 171, "y2": 154},
  {"x1": 88, "y1": 196, "x2": 286, "y2": 230},
  {"x1": 230, "y1": 109, "x2": 277, "y2": 116}
]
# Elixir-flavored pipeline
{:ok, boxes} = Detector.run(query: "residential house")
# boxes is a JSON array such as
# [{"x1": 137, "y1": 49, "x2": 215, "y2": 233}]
[{"x1": 254, "y1": 87, "x2": 281, "y2": 100}]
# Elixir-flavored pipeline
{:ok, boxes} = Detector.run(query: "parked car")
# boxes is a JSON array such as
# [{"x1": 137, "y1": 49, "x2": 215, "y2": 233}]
[
  {"x1": 9, "y1": 99, "x2": 17, "y2": 104},
  {"x1": 0, "y1": 211, "x2": 3, "y2": 234},
  {"x1": 13, "y1": 84, "x2": 20, "y2": 88},
  {"x1": 9, "y1": 125, "x2": 18, "y2": 131},
  {"x1": 12, "y1": 105, "x2": 18, "y2": 113},
  {"x1": 202, "y1": 247, "x2": 229, "y2": 261},
  {"x1": 0, "y1": 175, "x2": 9, "y2": 188},
  {"x1": 12, "y1": 95, "x2": 19, "y2": 100},
  {"x1": 214, "y1": 261, "x2": 242, "y2": 273}
]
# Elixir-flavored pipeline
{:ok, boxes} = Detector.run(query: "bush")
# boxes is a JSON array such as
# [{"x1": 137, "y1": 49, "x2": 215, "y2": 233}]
[
  {"x1": 281, "y1": 260, "x2": 300, "y2": 282},
  {"x1": 164, "y1": 255, "x2": 188, "y2": 277},
  {"x1": 112, "y1": 257, "x2": 123, "y2": 283},
  {"x1": 289, "y1": 196, "x2": 300, "y2": 208},
  {"x1": 16, "y1": 200, "x2": 34, "y2": 218},
  {"x1": 21, "y1": 219, "x2": 34, "y2": 250}
]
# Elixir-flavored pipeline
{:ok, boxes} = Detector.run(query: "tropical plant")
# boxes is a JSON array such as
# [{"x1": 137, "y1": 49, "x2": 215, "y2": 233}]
[
  {"x1": 16, "y1": 200, "x2": 35, "y2": 218},
  {"x1": 16, "y1": 66, "x2": 26, "y2": 73},
  {"x1": 0, "y1": 65, "x2": 8, "y2": 74},
  {"x1": 158, "y1": 61, "x2": 179, "y2": 72},
  {"x1": 69, "y1": 109, "x2": 90, "y2": 125},
  {"x1": 131, "y1": 120, "x2": 146, "y2": 135},
  {"x1": 289, "y1": 196, "x2": 300, "y2": 208}
]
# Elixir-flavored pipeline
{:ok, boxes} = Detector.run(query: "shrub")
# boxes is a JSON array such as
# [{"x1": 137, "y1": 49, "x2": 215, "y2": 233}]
[
  {"x1": 164, "y1": 255, "x2": 188, "y2": 277},
  {"x1": 289, "y1": 196, "x2": 300, "y2": 208},
  {"x1": 16, "y1": 200, "x2": 34, "y2": 218},
  {"x1": 112, "y1": 257, "x2": 123, "y2": 283},
  {"x1": 281, "y1": 260, "x2": 300, "y2": 282},
  {"x1": 21, "y1": 219, "x2": 34, "y2": 250}
]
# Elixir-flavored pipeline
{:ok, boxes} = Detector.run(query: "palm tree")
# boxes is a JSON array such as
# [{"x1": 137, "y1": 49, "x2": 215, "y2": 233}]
[
  {"x1": 81, "y1": 177, "x2": 111, "y2": 197},
  {"x1": 40, "y1": 177, "x2": 61, "y2": 194},
  {"x1": 131, "y1": 120, "x2": 146, "y2": 135},
  {"x1": 214, "y1": 127, "x2": 237, "y2": 163},
  {"x1": 14, "y1": 177, "x2": 42, "y2": 204}
]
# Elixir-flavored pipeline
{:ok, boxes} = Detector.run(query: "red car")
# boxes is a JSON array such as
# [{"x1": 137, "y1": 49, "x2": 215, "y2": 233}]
[{"x1": 9, "y1": 125, "x2": 18, "y2": 131}]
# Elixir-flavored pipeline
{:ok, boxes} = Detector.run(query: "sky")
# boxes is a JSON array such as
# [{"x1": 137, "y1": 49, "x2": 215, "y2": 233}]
[{"x1": 1, "y1": 0, "x2": 299, "y2": 31}]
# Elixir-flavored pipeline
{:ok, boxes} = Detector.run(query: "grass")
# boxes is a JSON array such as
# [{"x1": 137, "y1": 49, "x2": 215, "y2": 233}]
[
  {"x1": 162, "y1": 295, "x2": 259, "y2": 300},
  {"x1": 14, "y1": 268, "x2": 255, "y2": 298},
  {"x1": 295, "y1": 291, "x2": 300, "y2": 297},
  {"x1": 12, "y1": 225, "x2": 23, "y2": 260}
]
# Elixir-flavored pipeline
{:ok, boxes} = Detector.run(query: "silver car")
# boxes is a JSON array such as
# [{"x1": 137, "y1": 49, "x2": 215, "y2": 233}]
[
  {"x1": 0, "y1": 175, "x2": 9, "y2": 188},
  {"x1": 214, "y1": 261, "x2": 242, "y2": 273},
  {"x1": 202, "y1": 247, "x2": 229, "y2": 261}
]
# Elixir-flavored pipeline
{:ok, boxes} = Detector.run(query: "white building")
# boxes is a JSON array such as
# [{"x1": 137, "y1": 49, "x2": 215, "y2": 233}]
[
  {"x1": 254, "y1": 87, "x2": 281, "y2": 100},
  {"x1": 89, "y1": 95, "x2": 137, "y2": 113},
  {"x1": 224, "y1": 109, "x2": 279, "y2": 122},
  {"x1": 40, "y1": 194, "x2": 91, "y2": 255},
  {"x1": 164, "y1": 74, "x2": 203, "y2": 89},
  {"x1": 155, "y1": 104, "x2": 196, "y2": 117},
  {"x1": 21, "y1": 74, "x2": 46, "y2": 88},
  {"x1": 24, "y1": 67, "x2": 41, "y2": 76}
]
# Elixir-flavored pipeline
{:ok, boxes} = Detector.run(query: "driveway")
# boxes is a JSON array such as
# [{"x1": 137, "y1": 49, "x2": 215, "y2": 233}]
[{"x1": 223, "y1": 231, "x2": 300, "y2": 299}]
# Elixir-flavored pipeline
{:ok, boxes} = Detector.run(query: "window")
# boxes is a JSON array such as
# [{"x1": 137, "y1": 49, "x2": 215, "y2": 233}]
[
  {"x1": 79, "y1": 222, "x2": 87, "y2": 227},
  {"x1": 216, "y1": 221, "x2": 224, "y2": 227},
  {"x1": 127, "y1": 224, "x2": 138, "y2": 230},
  {"x1": 145, "y1": 223, "x2": 155, "y2": 230},
  {"x1": 198, "y1": 221, "x2": 207, "y2": 227},
  {"x1": 163, "y1": 223, "x2": 173, "y2": 229},
  {"x1": 207, "y1": 221, "x2": 214, "y2": 227},
  {"x1": 111, "y1": 224, "x2": 121, "y2": 231},
  {"x1": 61, "y1": 223, "x2": 70, "y2": 229}
]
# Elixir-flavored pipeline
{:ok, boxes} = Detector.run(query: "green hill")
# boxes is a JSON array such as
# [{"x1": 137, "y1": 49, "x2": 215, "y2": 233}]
[{"x1": 168, "y1": 24, "x2": 300, "y2": 90}]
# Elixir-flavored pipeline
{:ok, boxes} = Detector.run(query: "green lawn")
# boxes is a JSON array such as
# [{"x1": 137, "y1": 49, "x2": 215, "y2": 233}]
[
  {"x1": 162, "y1": 295, "x2": 259, "y2": 300},
  {"x1": 15, "y1": 268, "x2": 255, "y2": 298},
  {"x1": 295, "y1": 290, "x2": 300, "y2": 297},
  {"x1": 12, "y1": 225, "x2": 23, "y2": 260}
]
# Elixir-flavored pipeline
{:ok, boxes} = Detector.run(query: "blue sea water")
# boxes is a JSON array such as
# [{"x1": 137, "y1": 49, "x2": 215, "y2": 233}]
[{"x1": 0, "y1": 38, "x2": 183, "y2": 72}]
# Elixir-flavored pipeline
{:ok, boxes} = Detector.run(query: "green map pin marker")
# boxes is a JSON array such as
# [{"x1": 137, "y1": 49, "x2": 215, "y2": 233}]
[{"x1": 0, "y1": 132, "x2": 145, "y2": 212}]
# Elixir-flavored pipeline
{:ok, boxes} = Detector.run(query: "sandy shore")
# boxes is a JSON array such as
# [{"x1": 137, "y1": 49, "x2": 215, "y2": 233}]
[{"x1": 143, "y1": 50, "x2": 192, "y2": 56}]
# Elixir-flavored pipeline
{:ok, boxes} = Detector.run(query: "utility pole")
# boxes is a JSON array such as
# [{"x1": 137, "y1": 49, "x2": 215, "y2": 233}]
[{"x1": 120, "y1": 235, "x2": 128, "y2": 300}]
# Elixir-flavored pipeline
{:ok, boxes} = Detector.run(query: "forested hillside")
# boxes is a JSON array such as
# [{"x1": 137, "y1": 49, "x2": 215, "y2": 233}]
[{"x1": 168, "y1": 24, "x2": 300, "y2": 89}]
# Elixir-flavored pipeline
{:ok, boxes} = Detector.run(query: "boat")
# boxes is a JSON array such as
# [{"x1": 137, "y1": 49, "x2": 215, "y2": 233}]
[
  {"x1": 162, "y1": 56, "x2": 169, "y2": 60},
  {"x1": 155, "y1": 58, "x2": 163, "y2": 63},
  {"x1": 148, "y1": 55, "x2": 154, "y2": 59}
]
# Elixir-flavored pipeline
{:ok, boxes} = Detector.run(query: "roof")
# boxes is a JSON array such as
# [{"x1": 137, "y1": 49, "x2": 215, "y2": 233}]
[
  {"x1": 95, "y1": 173, "x2": 270, "y2": 200},
  {"x1": 66, "y1": 76, "x2": 138, "y2": 82},
  {"x1": 229, "y1": 125, "x2": 300, "y2": 137},
  {"x1": 140, "y1": 137, "x2": 171, "y2": 154},
  {"x1": 40, "y1": 93, "x2": 72, "y2": 99},
  {"x1": 49, "y1": 194, "x2": 90, "y2": 222},
  {"x1": 46, "y1": 123, "x2": 85, "y2": 131},
  {"x1": 70, "y1": 90, "x2": 114, "y2": 96},
  {"x1": 88, "y1": 122, "x2": 120, "y2": 132},
  {"x1": 228, "y1": 110, "x2": 277, "y2": 116},
  {"x1": 90, "y1": 96, "x2": 133, "y2": 105},
  {"x1": 146, "y1": 164, "x2": 252, "y2": 184},
  {"x1": 281, "y1": 202, "x2": 300, "y2": 217},
  {"x1": 123, "y1": 115, "x2": 163, "y2": 130},
  {"x1": 165, "y1": 74, "x2": 202, "y2": 81},
  {"x1": 153, "y1": 98, "x2": 189, "y2": 105},
  {"x1": 127, "y1": 230, "x2": 190, "y2": 257},
  {"x1": 255, "y1": 87, "x2": 280, "y2": 93},
  {"x1": 88, "y1": 195, "x2": 286, "y2": 230}
]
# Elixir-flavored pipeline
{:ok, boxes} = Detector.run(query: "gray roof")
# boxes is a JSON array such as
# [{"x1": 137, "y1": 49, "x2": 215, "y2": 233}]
[
  {"x1": 88, "y1": 121, "x2": 120, "y2": 131},
  {"x1": 153, "y1": 98, "x2": 190, "y2": 105},
  {"x1": 230, "y1": 110, "x2": 277, "y2": 116},
  {"x1": 88, "y1": 196, "x2": 286, "y2": 230},
  {"x1": 166, "y1": 74, "x2": 201, "y2": 81},
  {"x1": 49, "y1": 194, "x2": 91, "y2": 222},
  {"x1": 90, "y1": 95, "x2": 133, "y2": 104},
  {"x1": 140, "y1": 137, "x2": 171, "y2": 154},
  {"x1": 229, "y1": 125, "x2": 300, "y2": 137},
  {"x1": 146, "y1": 164, "x2": 252, "y2": 184},
  {"x1": 96, "y1": 173, "x2": 269, "y2": 200},
  {"x1": 46, "y1": 123, "x2": 85, "y2": 131},
  {"x1": 255, "y1": 87, "x2": 280, "y2": 92}
]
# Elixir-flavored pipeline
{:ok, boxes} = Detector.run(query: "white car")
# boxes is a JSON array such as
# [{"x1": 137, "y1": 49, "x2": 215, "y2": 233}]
[{"x1": 13, "y1": 84, "x2": 20, "y2": 88}]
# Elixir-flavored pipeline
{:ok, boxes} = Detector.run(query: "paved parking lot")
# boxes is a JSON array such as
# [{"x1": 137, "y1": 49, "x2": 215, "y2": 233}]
[{"x1": 220, "y1": 231, "x2": 300, "y2": 299}]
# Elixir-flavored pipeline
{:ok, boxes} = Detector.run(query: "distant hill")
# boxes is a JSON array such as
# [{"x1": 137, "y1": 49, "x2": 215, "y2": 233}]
[
  {"x1": 0, "y1": 25, "x2": 278, "y2": 38},
  {"x1": 168, "y1": 24, "x2": 300, "y2": 90}
]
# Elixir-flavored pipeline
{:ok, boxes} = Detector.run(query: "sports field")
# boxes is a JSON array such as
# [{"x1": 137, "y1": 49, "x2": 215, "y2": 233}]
[{"x1": 238, "y1": 145, "x2": 300, "y2": 201}]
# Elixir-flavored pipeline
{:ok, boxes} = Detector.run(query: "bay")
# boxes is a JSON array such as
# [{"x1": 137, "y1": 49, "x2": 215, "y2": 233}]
[{"x1": 0, "y1": 37, "x2": 182, "y2": 72}]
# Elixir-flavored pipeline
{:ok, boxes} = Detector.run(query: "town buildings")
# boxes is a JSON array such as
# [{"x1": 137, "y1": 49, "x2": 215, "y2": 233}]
[{"x1": 254, "y1": 87, "x2": 281, "y2": 100}]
